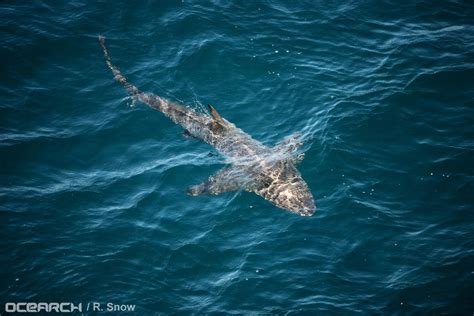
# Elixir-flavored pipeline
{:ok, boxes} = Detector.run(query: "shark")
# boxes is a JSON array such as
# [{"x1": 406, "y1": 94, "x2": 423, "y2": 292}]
[{"x1": 99, "y1": 36, "x2": 316, "y2": 216}]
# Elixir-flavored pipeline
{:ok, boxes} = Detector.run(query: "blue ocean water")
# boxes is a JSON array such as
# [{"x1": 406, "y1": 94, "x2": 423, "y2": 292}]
[{"x1": 1, "y1": 1, "x2": 473, "y2": 314}]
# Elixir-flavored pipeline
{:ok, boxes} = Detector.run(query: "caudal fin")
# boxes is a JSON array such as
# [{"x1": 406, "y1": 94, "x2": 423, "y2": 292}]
[{"x1": 98, "y1": 35, "x2": 141, "y2": 96}]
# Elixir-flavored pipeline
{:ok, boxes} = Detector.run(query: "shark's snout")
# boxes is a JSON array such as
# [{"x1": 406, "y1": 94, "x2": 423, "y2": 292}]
[
  {"x1": 286, "y1": 194, "x2": 316, "y2": 216},
  {"x1": 297, "y1": 203, "x2": 316, "y2": 217},
  {"x1": 265, "y1": 181, "x2": 316, "y2": 216}
]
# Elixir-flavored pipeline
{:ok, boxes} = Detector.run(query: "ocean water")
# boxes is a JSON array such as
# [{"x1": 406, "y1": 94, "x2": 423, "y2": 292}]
[{"x1": 1, "y1": 1, "x2": 473, "y2": 314}]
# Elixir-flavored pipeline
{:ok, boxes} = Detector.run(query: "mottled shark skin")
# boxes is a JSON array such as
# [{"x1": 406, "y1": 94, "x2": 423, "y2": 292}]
[{"x1": 99, "y1": 36, "x2": 316, "y2": 216}]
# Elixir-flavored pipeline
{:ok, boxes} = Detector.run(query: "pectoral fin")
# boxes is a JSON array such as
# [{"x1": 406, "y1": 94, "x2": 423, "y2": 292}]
[
  {"x1": 186, "y1": 166, "x2": 251, "y2": 196},
  {"x1": 272, "y1": 132, "x2": 304, "y2": 161}
]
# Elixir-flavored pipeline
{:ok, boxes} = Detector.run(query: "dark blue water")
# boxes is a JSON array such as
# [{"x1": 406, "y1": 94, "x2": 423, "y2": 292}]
[{"x1": 1, "y1": 1, "x2": 474, "y2": 314}]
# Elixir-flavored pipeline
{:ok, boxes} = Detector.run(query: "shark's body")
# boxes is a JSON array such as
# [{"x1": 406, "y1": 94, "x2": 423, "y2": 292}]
[{"x1": 99, "y1": 36, "x2": 315, "y2": 216}]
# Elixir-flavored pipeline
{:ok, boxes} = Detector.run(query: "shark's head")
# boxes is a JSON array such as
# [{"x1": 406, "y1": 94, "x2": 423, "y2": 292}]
[
  {"x1": 253, "y1": 160, "x2": 316, "y2": 216},
  {"x1": 271, "y1": 177, "x2": 316, "y2": 216}
]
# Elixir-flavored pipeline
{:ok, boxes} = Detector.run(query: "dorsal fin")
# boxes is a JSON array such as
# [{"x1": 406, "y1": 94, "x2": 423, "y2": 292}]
[{"x1": 207, "y1": 104, "x2": 226, "y2": 126}]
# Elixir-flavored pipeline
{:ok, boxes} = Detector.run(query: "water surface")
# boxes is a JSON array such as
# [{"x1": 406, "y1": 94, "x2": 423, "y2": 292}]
[{"x1": 1, "y1": 1, "x2": 473, "y2": 314}]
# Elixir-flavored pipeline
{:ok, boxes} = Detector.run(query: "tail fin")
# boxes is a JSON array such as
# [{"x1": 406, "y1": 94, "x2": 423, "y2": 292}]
[{"x1": 98, "y1": 35, "x2": 141, "y2": 96}]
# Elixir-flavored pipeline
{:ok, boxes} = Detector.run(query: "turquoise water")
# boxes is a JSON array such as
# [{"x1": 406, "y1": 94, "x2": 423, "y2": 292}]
[{"x1": 1, "y1": 1, "x2": 474, "y2": 314}]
